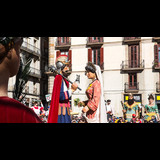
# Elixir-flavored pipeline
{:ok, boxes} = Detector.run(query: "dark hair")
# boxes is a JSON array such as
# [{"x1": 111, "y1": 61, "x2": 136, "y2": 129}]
[
  {"x1": 85, "y1": 62, "x2": 96, "y2": 73},
  {"x1": 148, "y1": 94, "x2": 154, "y2": 100}
]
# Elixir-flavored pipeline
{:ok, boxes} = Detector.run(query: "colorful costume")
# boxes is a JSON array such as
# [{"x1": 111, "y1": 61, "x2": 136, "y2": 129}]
[
  {"x1": 0, "y1": 97, "x2": 42, "y2": 123},
  {"x1": 85, "y1": 79, "x2": 101, "y2": 120},
  {"x1": 124, "y1": 102, "x2": 138, "y2": 122},
  {"x1": 48, "y1": 75, "x2": 72, "y2": 123},
  {"x1": 144, "y1": 104, "x2": 159, "y2": 121},
  {"x1": 83, "y1": 63, "x2": 107, "y2": 123}
]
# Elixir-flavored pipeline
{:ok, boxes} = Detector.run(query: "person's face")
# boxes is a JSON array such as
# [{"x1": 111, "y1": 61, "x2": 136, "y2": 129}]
[
  {"x1": 129, "y1": 95, "x2": 133, "y2": 100},
  {"x1": 63, "y1": 65, "x2": 69, "y2": 72},
  {"x1": 7, "y1": 39, "x2": 23, "y2": 77},
  {"x1": 86, "y1": 71, "x2": 96, "y2": 79},
  {"x1": 149, "y1": 98, "x2": 154, "y2": 104}
]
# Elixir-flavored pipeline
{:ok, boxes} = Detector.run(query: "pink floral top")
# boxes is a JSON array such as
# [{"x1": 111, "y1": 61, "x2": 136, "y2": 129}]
[{"x1": 86, "y1": 80, "x2": 101, "y2": 119}]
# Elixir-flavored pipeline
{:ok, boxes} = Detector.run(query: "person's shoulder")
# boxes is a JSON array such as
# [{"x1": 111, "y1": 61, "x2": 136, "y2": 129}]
[
  {"x1": 54, "y1": 75, "x2": 63, "y2": 83},
  {"x1": 93, "y1": 80, "x2": 101, "y2": 86},
  {"x1": 0, "y1": 97, "x2": 42, "y2": 123},
  {"x1": 144, "y1": 104, "x2": 148, "y2": 107},
  {"x1": 55, "y1": 74, "x2": 62, "y2": 79}
]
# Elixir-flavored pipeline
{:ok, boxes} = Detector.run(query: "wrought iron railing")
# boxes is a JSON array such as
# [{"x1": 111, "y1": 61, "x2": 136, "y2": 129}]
[
  {"x1": 87, "y1": 37, "x2": 103, "y2": 44},
  {"x1": 123, "y1": 37, "x2": 141, "y2": 41},
  {"x1": 121, "y1": 60, "x2": 145, "y2": 70},
  {"x1": 124, "y1": 82, "x2": 139, "y2": 92},
  {"x1": 55, "y1": 37, "x2": 71, "y2": 47},
  {"x1": 21, "y1": 41, "x2": 40, "y2": 56}
]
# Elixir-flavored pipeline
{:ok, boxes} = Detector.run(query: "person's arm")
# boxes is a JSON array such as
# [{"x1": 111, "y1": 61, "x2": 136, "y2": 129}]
[{"x1": 59, "y1": 82, "x2": 77, "y2": 101}]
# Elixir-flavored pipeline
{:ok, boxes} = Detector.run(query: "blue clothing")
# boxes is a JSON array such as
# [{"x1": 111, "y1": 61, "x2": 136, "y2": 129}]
[
  {"x1": 58, "y1": 79, "x2": 71, "y2": 123},
  {"x1": 58, "y1": 107, "x2": 71, "y2": 123},
  {"x1": 59, "y1": 79, "x2": 70, "y2": 101}
]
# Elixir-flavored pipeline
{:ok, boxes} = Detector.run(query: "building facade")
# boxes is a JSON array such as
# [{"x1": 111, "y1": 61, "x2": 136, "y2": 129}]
[
  {"x1": 48, "y1": 37, "x2": 160, "y2": 117},
  {"x1": 8, "y1": 37, "x2": 49, "y2": 108}
]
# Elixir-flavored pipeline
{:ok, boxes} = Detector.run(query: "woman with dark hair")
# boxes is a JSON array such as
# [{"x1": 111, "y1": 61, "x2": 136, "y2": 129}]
[
  {"x1": 144, "y1": 94, "x2": 159, "y2": 121},
  {"x1": 78, "y1": 62, "x2": 107, "y2": 123}
]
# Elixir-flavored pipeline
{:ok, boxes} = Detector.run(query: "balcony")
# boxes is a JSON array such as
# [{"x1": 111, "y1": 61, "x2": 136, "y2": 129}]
[
  {"x1": 123, "y1": 37, "x2": 141, "y2": 44},
  {"x1": 24, "y1": 86, "x2": 29, "y2": 94},
  {"x1": 29, "y1": 67, "x2": 41, "y2": 79},
  {"x1": 22, "y1": 64, "x2": 41, "y2": 79},
  {"x1": 21, "y1": 41, "x2": 40, "y2": 57},
  {"x1": 55, "y1": 37, "x2": 71, "y2": 50},
  {"x1": 86, "y1": 37, "x2": 104, "y2": 47},
  {"x1": 121, "y1": 60, "x2": 145, "y2": 73},
  {"x1": 23, "y1": 86, "x2": 39, "y2": 96},
  {"x1": 124, "y1": 82, "x2": 139, "y2": 93},
  {"x1": 33, "y1": 88, "x2": 39, "y2": 95}
]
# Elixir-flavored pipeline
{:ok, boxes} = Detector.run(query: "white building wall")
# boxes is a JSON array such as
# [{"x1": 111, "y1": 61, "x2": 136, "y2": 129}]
[{"x1": 49, "y1": 37, "x2": 160, "y2": 117}]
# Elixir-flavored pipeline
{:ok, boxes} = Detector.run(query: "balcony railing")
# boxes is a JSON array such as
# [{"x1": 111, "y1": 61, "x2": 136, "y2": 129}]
[
  {"x1": 30, "y1": 67, "x2": 41, "y2": 78},
  {"x1": 23, "y1": 86, "x2": 39, "y2": 96},
  {"x1": 55, "y1": 37, "x2": 71, "y2": 49},
  {"x1": 21, "y1": 41, "x2": 40, "y2": 57},
  {"x1": 124, "y1": 82, "x2": 139, "y2": 93},
  {"x1": 25, "y1": 86, "x2": 29, "y2": 94},
  {"x1": 121, "y1": 60, "x2": 145, "y2": 72},
  {"x1": 33, "y1": 88, "x2": 39, "y2": 95},
  {"x1": 22, "y1": 64, "x2": 41, "y2": 78},
  {"x1": 123, "y1": 37, "x2": 141, "y2": 44},
  {"x1": 87, "y1": 37, "x2": 104, "y2": 46}
]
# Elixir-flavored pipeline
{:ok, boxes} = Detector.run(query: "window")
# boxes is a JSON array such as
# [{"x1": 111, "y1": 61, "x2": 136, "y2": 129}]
[
  {"x1": 61, "y1": 37, "x2": 65, "y2": 43},
  {"x1": 128, "y1": 45, "x2": 140, "y2": 68},
  {"x1": 88, "y1": 47, "x2": 104, "y2": 70},
  {"x1": 129, "y1": 73, "x2": 137, "y2": 89},
  {"x1": 92, "y1": 48, "x2": 100, "y2": 66}
]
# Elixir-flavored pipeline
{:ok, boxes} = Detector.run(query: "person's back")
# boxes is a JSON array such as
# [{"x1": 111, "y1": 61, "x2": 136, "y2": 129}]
[{"x1": 0, "y1": 96, "x2": 42, "y2": 123}]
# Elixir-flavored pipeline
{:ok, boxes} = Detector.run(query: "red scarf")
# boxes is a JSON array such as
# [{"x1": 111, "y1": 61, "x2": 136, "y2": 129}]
[{"x1": 48, "y1": 75, "x2": 69, "y2": 123}]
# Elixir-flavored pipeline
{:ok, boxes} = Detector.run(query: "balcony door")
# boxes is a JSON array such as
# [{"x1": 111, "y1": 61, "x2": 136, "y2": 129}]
[
  {"x1": 92, "y1": 48, "x2": 100, "y2": 66},
  {"x1": 128, "y1": 45, "x2": 140, "y2": 68}
]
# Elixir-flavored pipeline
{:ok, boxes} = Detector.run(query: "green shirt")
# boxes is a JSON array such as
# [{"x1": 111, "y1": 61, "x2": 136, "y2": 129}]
[{"x1": 145, "y1": 104, "x2": 158, "y2": 113}]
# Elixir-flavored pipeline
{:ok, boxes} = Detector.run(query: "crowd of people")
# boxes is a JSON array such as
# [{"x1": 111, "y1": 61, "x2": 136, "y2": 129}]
[
  {"x1": 31, "y1": 96, "x2": 160, "y2": 123},
  {"x1": 105, "y1": 93, "x2": 160, "y2": 123},
  {"x1": 30, "y1": 102, "x2": 49, "y2": 123},
  {"x1": 30, "y1": 91, "x2": 160, "y2": 124}
]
